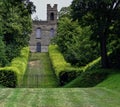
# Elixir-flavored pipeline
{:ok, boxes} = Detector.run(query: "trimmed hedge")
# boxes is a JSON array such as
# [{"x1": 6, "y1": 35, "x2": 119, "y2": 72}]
[
  {"x1": 63, "y1": 52, "x2": 114, "y2": 88},
  {"x1": 49, "y1": 45, "x2": 102, "y2": 86},
  {"x1": 64, "y1": 69, "x2": 110, "y2": 88},
  {"x1": 49, "y1": 45, "x2": 114, "y2": 87},
  {"x1": 83, "y1": 57, "x2": 101, "y2": 71},
  {"x1": 49, "y1": 45, "x2": 83, "y2": 85},
  {"x1": 0, "y1": 47, "x2": 29, "y2": 87},
  {"x1": 59, "y1": 67, "x2": 83, "y2": 85}
]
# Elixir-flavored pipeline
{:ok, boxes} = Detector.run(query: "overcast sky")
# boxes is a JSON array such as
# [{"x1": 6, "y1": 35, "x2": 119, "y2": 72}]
[{"x1": 31, "y1": 0, "x2": 73, "y2": 20}]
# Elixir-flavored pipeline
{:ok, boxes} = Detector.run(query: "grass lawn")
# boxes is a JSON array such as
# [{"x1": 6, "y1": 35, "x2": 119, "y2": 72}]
[
  {"x1": 0, "y1": 87, "x2": 120, "y2": 107},
  {"x1": 96, "y1": 73, "x2": 120, "y2": 92},
  {"x1": 19, "y1": 52, "x2": 59, "y2": 88},
  {"x1": 1, "y1": 53, "x2": 120, "y2": 107}
]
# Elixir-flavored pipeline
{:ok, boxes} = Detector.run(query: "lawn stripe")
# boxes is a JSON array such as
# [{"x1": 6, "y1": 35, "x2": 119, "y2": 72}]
[
  {"x1": 81, "y1": 88, "x2": 120, "y2": 107},
  {"x1": 53, "y1": 88, "x2": 75, "y2": 107},
  {"x1": 0, "y1": 89, "x2": 12, "y2": 101},
  {"x1": 5, "y1": 89, "x2": 20, "y2": 107},
  {"x1": 0, "y1": 88, "x2": 120, "y2": 107},
  {"x1": 65, "y1": 88, "x2": 85, "y2": 107},
  {"x1": 36, "y1": 89, "x2": 47, "y2": 107},
  {"x1": 29, "y1": 89, "x2": 40, "y2": 107},
  {"x1": 80, "y1": 89, "x2": 97, "y2": 107}
]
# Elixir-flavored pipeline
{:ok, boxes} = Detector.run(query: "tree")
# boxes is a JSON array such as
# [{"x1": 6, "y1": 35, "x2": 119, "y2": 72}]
[
  {"x1": 1, "y1": 0, "x2": 35, "y2": 62},
  {"x1": 54, "y1": 17, "x2": 99, "y2": 66},
  {"x1": 0, "y1": 6, "x2": 8, "y2": 66},
  {"x1": 58, "y1": 6, "x2": 71, "y2": 19},
  {"x1": 71, "y1": 0, "x2": 120, "y2": 68}
]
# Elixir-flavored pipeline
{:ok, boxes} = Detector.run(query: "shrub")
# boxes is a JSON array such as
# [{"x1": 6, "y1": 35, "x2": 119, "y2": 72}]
[
  {"x1": 76, "y1": 69, "x2": 110, "y2": 87},
  {"x1": 0, "y1": 47, "x2": 29, "y2": 87},
  {"x1": 49, "y1": 45, "x2": 83, "y2": 85},
  {"x1": 59, "y1": 67, "x2": 83, "y2": 85},
  {"x1": 54, "y1": 17, "x2": 100, "y2": 66},
  {"x1": 83, "y1": 57, "x2": 101, "y2": 71},
  {"x1": 5, "y1": 43, "x2": 21, "y2": 62},
  {"x1": 49, "y1": 45, "x2": 102, "y2": 86},
  {"x1": 108, "y1": 48, "x2": 120, "y2": 68},
  {"x1": 49, "y1": 45, "x2": 71, "y2": 77},
  {"x1": 64, "y1": 69, "x2": 110, "y2": 88},
  {"x1": 0, "y1": 36, "x2": 8, "y2": 67},
  {"x1": 0, "y1": 67, "x2": 19, "y2": 87}
]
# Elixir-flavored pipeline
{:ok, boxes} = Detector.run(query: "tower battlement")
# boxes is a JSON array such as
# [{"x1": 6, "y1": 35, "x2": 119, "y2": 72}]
[
  {"x1": 47, "y1": 4, "x2": 57, "y2": 10},
  {"x1": 47, "y1": 4, "x2": 57, "y2": 23}
]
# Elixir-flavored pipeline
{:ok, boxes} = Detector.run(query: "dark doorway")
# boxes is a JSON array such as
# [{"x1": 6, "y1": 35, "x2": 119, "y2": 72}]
[{"x1": 36, "y1": 42, "x2": 41, "y2": 52}]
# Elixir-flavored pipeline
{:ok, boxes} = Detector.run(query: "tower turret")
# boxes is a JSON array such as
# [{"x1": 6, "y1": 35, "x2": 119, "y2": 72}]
[{"x1": 47, "y1": 4, "x2": 57, "y2": 23}]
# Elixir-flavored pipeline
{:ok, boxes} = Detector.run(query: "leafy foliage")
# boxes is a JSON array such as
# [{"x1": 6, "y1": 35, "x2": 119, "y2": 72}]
[
  {"x1": 0, "y1": 47, "x2": 29, "y2": 87},
  {"x1": 64, "y1": 69, "x2": 110, "y2": 88},
  {"x1": 0, "y1": 0, "x2": 35, "y2": 64},
  {"x1": 71, "y1": 0, "x2": 120, "y2": 68},
  {"x1": 49, "y1": 45, "x2": 81, "y2": 85},
  {"x1": 54, "y1": 17, "x2": 100, "y2": 66},
  {"x1": 49, "y1": 45, "x2": 71, "y2": 78},
  {"x1": 58, "y1": 6, "x2": 71, "y2": 19},
  {"x1": 0, "y1": 36, "x2": 8, "y2": 66},
  {"x1": 49, "y1": 45, "x2": 101, "y2": 86},
  {"x1": 0, "y1": 69, "x2": 17, "y2": 87}
]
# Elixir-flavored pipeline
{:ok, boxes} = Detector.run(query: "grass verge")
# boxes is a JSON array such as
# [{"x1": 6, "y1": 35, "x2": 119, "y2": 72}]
[{"x1": 0, "y1": 88, "x2": 120, "y2": 107}]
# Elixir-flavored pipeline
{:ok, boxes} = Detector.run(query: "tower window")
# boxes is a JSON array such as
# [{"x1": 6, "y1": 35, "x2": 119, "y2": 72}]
[
  {"x1": 36, "y1": 28, "x2": 41, "y2": 39},
  {"x1": 50, "y1": 13, "x2": 54, "y2": 20},
  {"x1": 50, "y1": 28, "x2": 54, "y2": 37}
]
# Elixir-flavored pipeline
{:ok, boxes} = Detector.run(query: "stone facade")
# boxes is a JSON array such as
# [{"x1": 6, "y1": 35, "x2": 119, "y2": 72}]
[{"x1": 29, "y1": 4, "x2": 57, "y2": 52}]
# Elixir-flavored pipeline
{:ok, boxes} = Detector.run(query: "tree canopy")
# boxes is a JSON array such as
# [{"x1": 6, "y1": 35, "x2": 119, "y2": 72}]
[
  {"x1": 0, "y1": 0, "x2": 35, "y2": 66},
  {"x1": 54, "y1": 17, "x2": 100, "y2": 66},
  {"x1": 71, "y1": 0, "x2": 120, "y2": 68}
]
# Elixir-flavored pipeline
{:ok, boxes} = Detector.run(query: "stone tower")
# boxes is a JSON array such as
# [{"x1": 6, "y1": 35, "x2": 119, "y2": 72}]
[
  {"x1": 47, "y1": 4, "x2": 57, "y2": 23},
  {"x1": 29, "y1": 4, "x2": 58, "y2": 52}
]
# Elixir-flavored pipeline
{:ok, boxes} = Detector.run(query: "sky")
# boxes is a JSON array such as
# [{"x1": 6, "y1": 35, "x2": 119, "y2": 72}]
[{"x1": 30, "y1": 0, "x2": 73, "y2": 20}]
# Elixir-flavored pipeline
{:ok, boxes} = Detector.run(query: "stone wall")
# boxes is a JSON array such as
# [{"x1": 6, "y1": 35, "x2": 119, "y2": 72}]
[{"x1": 29, "y1": 21, "x2": 57, "y2": 52}]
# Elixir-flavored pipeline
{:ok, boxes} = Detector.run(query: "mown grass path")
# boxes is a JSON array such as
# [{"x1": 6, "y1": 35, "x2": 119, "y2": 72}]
[
  {"x1": 19, "y1": 52, "x2": 59, "y2": 88},
  {"x1": 0, "y1": 88, "x2": 120, "y2": 107}
]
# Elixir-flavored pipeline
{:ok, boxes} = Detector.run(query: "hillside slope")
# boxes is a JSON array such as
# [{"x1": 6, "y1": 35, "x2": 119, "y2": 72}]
[{"x1": 96, "y1": 73, "x2": 120, "y2": 92}]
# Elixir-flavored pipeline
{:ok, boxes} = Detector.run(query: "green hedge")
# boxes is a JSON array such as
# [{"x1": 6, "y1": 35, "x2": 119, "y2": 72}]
[
  {"x1": 63, "y1": 52, "x2": 114, "y2": 88},
  {"x1": 59, "y1": 67, "x2": 83, "y2": 85},
  {"x1": 49, "y1": 45, "x2": 83, "y2": 85},
  {"x1": 0, "y1": 47, "x2": 29, "y2": 87},
  {"x1": 64, "y1": 69, "x2": 110, "y2": 88},
  {"x1": 49, "y1": 45, "x2": 102, "y2": 86},
  {"x1": 83, "y1": 57, "x2": 101, "y2": 71}
]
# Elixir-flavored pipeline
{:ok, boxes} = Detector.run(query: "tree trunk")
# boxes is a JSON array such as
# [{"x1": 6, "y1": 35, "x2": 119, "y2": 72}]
[{"x1": 99, "y1": 33, "x2": 109, "y2": 68}]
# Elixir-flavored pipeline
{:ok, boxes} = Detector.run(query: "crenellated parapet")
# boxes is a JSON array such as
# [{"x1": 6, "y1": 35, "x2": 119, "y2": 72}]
[{"x1": 47, "y1": 4, "x2": 58, "y2": 23}]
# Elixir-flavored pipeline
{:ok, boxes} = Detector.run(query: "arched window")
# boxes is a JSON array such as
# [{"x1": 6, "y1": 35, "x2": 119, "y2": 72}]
[
  {"x1": 50, "y1": 28, "x2": 54, "y2": 37},
  {"x1": 50, "y1": 13, "x2": 54, "y2": 20},
  {"x1": 36, "y1": 28, "x2": 41, "y2": 39}
]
